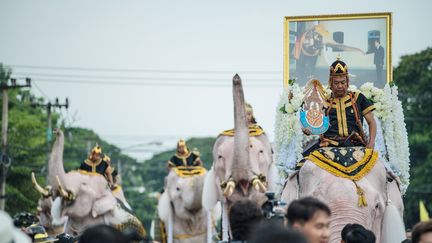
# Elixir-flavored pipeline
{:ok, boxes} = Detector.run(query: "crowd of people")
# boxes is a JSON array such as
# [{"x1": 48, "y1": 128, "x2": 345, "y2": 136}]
[{"x1": 1, "y1": 196, "x2": 431, "y2": 243}]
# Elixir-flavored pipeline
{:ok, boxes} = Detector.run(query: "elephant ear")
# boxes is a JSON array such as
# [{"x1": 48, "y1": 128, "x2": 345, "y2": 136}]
[
  {"x1": 91, "y1": 192, "x2": 117, "y2": 218},
  {"x1": 202, "y1": 167, "x2": 219, "y2": 211},
  {"x1": 157, "y1": 191, "x2": 172, "y2": 223}
]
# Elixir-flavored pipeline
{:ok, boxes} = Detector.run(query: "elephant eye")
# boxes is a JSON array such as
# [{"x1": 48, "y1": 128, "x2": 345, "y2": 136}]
[
  {"x1": 218, "y1": 155, "x2": 222, "y2": 159},
  {"x1": 259, "y1": 150, "x2": 263, "y2": 153},
  {"x1": 176, "y1": 187, "x2": 180, "y2": 191}
]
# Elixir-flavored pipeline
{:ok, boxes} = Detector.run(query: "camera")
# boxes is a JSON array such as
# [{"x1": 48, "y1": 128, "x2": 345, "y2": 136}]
[{"x1": 261, "y1": 192, "x2": 286, "y2": 222}]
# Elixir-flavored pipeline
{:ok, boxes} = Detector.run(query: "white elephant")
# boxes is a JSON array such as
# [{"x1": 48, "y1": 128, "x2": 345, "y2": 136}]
[
  {"x1": 46, "y1": 129, "x2": 146, "y2": 237},
  {"x1": 202, "y1": 74, "x2": 278, "y2": 241},
  {"x1": 281, "y1": 147, "x2": 405, "y2": 243},
  {"x1": 157, "y1": 166, "x2": 219, "y2": 243}
]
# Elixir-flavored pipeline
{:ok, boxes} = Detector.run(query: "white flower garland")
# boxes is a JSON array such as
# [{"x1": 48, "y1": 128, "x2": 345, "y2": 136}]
[{"x1": 274, "y1": 82, "x2": 411, "y2": 194}]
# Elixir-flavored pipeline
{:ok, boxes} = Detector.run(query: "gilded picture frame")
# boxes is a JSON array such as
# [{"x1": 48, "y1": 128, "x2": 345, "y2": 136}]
[{"x1": 284, "y1": 12, "x2": 392, "y2": 88}]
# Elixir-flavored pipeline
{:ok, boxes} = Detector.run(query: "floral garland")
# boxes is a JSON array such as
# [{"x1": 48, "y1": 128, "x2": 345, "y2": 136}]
[{"x1": 274, "y1": 82, "x2": 411, "y2": 194}]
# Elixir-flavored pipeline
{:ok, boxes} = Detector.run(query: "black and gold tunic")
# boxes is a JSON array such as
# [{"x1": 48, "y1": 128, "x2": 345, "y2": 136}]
[
  {"x1": 323, "y1": 91, "x2": 375, "y2": 146},
  {"x1": 79, "y1": 158, "x2": 110, "y2": 176},
  {"x1": 168, "y1": 152, "x2": 201, "y2": 167}
]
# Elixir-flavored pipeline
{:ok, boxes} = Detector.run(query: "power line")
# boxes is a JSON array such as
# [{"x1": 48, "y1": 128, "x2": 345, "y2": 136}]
[
  {"x1": 31, "y1": 81, "x2": 50, "y2": 100},
  {"x1": 10, "y1": 64, "x2": 281, "y2": 74},
  {"x1": 31, "y1": 78, "x2": 282, "y2": 87},
  {"x1": 13, "y1": 72, "x2": 281, "y2": 82}
]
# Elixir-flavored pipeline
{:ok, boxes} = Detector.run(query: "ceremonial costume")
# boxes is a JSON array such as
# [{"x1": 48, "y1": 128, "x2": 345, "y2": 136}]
[
  {"x1": 299, "y1": 59, "x2": 378, "y2": 207},
  {"x1": 79, "y1": 145, "x2": 110, "y2": 176},
  {"x1": 167, "y1": 140, "x2": 202, "y2": 168},
  {"x1": 321, "y1": 91, "x2": 375, "y2": 147}
]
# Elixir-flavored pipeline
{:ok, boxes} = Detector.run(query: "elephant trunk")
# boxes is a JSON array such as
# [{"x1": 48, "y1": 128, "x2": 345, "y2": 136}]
[
  {"x1": 231, "y1": 74, "x2": 251, "y2": 182},
  {"x1": 48, "y1": 129, "x2": 67, "y2": 190}
]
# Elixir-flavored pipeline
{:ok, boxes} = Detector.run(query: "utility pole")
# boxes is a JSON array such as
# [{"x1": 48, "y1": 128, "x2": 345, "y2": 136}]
[
  {"x1": 31, "y1": 98, "x2": 69, "y2": 142},
  {"x1": 31, "y1": 98, "x2": 69, "y2": 176},
  {"x1": 0, "y1": 77, "x2": 31, "y2": 210}
]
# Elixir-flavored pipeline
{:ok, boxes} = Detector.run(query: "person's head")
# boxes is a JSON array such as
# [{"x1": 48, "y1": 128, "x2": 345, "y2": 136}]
[
  {"x1": 412, "y1": 220, "x2": 432, "y2": 243},
  {"x1": 329, "y1": 59, "x2": 349, "y2": 98},
  {"x1": 341, "y1": 223, "x2": 375, "y2": 243},
  {"x1": 245, "y1": 103, "x2": 257, "y2": 125},
  {"x1": 341, "y1": 223, "x2": 366, "y2": 242},
  {"x1": 89, "y1": 144, "x2": 102, "y2": 161},
  {"x1": 249, "y1": 222, "x2": 308, "y2": 243},
  {"x1": 286, "y1": 197, "x2": 331, "y2": 243},
  {"x1": 176, "y1": 139, "x2": 189, "y2": 155},
  {"x1": 374, "y1": 39, "x2": 380, "y2": 48},
  {"x1": 78, "y1": 224, "x2": 128, "y2": 243},
  {"x1": 229, "y1": 199, "x2": 264, "y2": 241}
]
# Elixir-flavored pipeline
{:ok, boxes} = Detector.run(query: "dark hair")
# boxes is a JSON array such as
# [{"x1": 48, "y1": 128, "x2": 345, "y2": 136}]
[
  {"x1": 286, "y1": 197, "x2": 331, "y2": 226},
  {"x1": 344, "y1": 226, "x2": 375, "y2": 243},
  {"x1": 79, "y1": 225, "x2": 128, "y2": 243},
  {"x1": 341, "y1": 223, "x2": 366, "y2": 241},
  {"x1": 229, "y1": 199, "x2": 264, "y2": 241},
  {"x1": 412, "y1": 220, "x2": 432, "y2": 243},
  {"x1": 249, "y1": 222, "x2": 307, "y2": 243}
]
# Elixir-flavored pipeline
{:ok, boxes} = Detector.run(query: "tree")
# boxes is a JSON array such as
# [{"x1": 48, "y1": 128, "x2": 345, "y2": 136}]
[{"x1": 394, "y1": 47, "x2": 432, "y2": 228}]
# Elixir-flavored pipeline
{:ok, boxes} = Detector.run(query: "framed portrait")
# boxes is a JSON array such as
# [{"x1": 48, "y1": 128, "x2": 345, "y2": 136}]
[{"x1": 284, "y1": 12, "x2": 392, "y2": 88}]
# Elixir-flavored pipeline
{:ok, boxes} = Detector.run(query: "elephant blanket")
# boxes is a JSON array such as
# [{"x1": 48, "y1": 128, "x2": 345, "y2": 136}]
[{"x1": 305, "y1": 146, "x2": 379, "y2": 207}]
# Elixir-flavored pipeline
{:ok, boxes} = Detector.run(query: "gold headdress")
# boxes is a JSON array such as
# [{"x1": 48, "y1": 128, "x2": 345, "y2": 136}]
[
  {"x1": 91, "y1": 144, "x2": 102, "y2": 154},
  {"x1": 245, "y1": 103, "x2": 253, "y2": 114},
  {"x1": 330, "y1": 59, "x2": 349, "y2": 77},
  {"x1": 177, "y1": 139, "x2": 189, "y2": 154},
  {"x1": 329, "y1": 58, "x2": 349, "y2": 86}
]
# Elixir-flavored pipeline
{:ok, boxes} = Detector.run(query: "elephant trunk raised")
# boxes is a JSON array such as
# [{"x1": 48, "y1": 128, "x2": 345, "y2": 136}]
[
  {"x1": 231, "y1": 74, "x2": 252, "y2": 195},
  {"x1": 48, "y1": 129, "x2": 67, "y2": 192}
]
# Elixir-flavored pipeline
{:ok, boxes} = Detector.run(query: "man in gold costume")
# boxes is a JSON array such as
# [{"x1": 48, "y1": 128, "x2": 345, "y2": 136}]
[
  {"x1": 79, "y1": 145, "x2": 115, "y2": 188},
  {"x1": 167, "y1": 140, "x2": 203, "y2": 168}
]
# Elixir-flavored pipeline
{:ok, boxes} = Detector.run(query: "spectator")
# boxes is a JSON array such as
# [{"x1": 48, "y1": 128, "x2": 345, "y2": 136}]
[
  {"x1": 286, "y1": 197, "x2": 331, "y2": 243},
  {"x1": 0, "y1": 210, "x2": 31, "y2": 243},
  {"x1": 341, "y1": 223, "x2": 375, "y2": 243},
  {"x1": 411, "y1": 220, "x2": 432, "y2": 243},
  {"x1": 249, "y1": 222, "x2": 308, "y2": 243},
  {"x1": 341, "y1": 223, "x2": 366, "y2": 242},
  {"x1": 229, "y1": 199, "x2": 264, "y2": 242},
  {"x1": 78, "y1": 224, "x2": 128, "y2": 243}
]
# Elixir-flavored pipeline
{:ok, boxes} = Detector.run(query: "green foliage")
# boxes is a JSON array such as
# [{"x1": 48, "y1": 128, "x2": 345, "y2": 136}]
[{"x1": 394, "y1": 47, "x2": 432, "y2": 228}]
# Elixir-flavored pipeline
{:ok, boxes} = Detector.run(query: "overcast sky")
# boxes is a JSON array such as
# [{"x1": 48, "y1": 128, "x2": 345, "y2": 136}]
[{"x1": 1, "y1": 0, "x2": 431, "y2": 143}]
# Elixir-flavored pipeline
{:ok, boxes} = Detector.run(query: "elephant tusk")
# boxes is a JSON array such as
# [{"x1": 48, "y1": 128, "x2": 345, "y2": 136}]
[
  {"x1": 56, "y1": 176, "x2": 75, "y2": 201},
  {"x1": 223, "y1": 180, "x2": 236, "y2": 197},
  {"x1": 252, "y1": 178, "x2": 267, "y2": 193},
  {"x1": 31, "y1": 172, "x2": 51, "y2": 197}
]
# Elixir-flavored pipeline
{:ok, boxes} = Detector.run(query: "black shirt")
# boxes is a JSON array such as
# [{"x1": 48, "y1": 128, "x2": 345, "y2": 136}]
[{"x1": 324, "y1": 91, "x2": 375, "y2": 139}]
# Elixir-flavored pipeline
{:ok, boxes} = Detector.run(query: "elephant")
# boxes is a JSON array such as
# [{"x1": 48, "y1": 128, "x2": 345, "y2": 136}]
[
  {"x1": 157, "y1": 166, "x2": 219, "y2": 243},
  {"x1": 281, "y1": 153, "x2": 405, "y2": 243},
  {"x1": 45, "y1": 129, "x2": 146, "y2": 237},
  {"x1": 202, "y1": 74, "x2": 278, "y2": 240}
]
